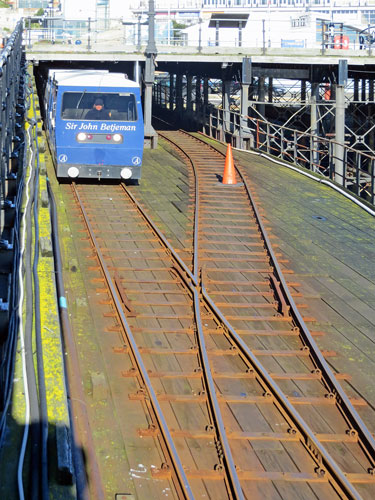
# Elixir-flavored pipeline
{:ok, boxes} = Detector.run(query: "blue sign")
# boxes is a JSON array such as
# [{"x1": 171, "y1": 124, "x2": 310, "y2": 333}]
[
  {"x1": 281, "y1": 39, "x2": 305, "y2": 48},
  {"x1": 75, "y1": 40, "x2": 82, "y2": 45}
]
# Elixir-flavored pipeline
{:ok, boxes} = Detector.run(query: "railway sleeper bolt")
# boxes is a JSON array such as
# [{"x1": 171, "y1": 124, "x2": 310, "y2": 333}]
[
  {"x1": 346, "y1": 429, "x2": 358, "y2": 438},
  {"x1": 246, "y1": 368, "x2": 254, "y2": 374},
  {"x1": 368, "y1": 467, "x2": 375, "y2": 475},
  {"x1": 194, "y1": 367, "x2": 203, "y2": 373},
  {"x1": 214, "y1": 463, "x2": 224, "y2": 472},
  {"x1": 205, "y1": 424, "x2": 215, "y2": 432},
  {"x1": 151, "y1": 463, "x2": 172, "y2": 479},
  {"x1": 263, "y1": 392, "x2": 273, "y2": 399},
  {"x1": 311, "y1": 369, "x2": 322, "y2": 375},
  {"x1": 314, "y1": 467, "x2": 326, "y2": 477},
  {"x1": 325, "y1": 392, "x2": 336, "y2": 400},
  {"x1": 198, "y1": 390, "x2": 206, "y2": 396},
  {"x1": 288, "y1": 428, "x2": 297, "y2": 435},
  {"x1": 300, "y1": 345, "x2": 310, "y2": 352}
]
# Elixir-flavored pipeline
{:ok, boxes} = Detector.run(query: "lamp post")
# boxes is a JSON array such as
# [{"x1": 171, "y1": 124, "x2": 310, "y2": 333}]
[
  {"x1": 48, "y1": 0, "x2": 54, "y2": 43},
  {"x1": 87, "y1": 17, "x2": 91, "y2": 51},
  {"x1": 198, "y1": 17, "x2": 202, "y2": 53}
]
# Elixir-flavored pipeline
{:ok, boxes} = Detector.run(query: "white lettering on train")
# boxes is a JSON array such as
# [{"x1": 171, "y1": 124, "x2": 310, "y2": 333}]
[
  {"x1": 100, "y1": 123, "x2": 136, "y2": 132},
  {"x1": 65, "y1": 122, "x2": 78, "y2": 130},
  {"x1": 64, "y1": 122, "x2": 136, "y2": 132},
  {"x1": 78, "y1": 122, "x2": 98, "y2": 131}
]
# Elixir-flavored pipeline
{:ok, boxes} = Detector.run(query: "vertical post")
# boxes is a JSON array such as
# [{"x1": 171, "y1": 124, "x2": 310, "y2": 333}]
[
  {"x1": 222, "y1": 80, "x2": 231, "y2": 135},
  {"x1": 240, "y1": 84, "x2": 249, "y2": 148},
  {"x1": 301, "y1": 80, "x2": 306, "y2": 103},
  {"x1": 195, "y1": 76, "x2": 203, "y2": 126},
  {"x1": 354, "y1": 78, "x2": 359, "y2": 101},
  {"x1": 369, "y1": 80, "x2": 374, "y2": 152},
  {"x1": 133, "y1": 61, "x2": 140, "y2": 86},
  {"x1": 137, "y1": 16, "x2": 142, "y2": 51},
  {"x1": 240, "y1": 57, "x2": 251, "y2": 149},
  {"x1": 198, "y1": 18, "x2": 202, "y2": 53},
  {"x1": 238, "y1": 21, "x2": 242, "y2": 48},
  {"x1": 361, "y1": 78, "x2": 366, "y2": 101},
  {"x1": 321, "y1": 20, "x2": 326, "y2": 55},
  {"x1": 215, "y1": 20, "x2": 219, "y2": 46},
  {"x1": 203, "y1": 77, "x2": 209, "y2": 107},
  {"x1": 258, "y1": 76, "x2": 265, "y2": 118},
  {"x1": 167, "y1": 4, "x2": 170, "y2": 45},
  {"x1": 28, "y1": 17, "x2": 32, "y2": 49},
  {"x1": 144, "y1": 0, "x2": 158, "y2": 149},
  {"x1": 310, "y1": 82, "x2": 319, "y2": 172},
  {"x1": 368, "y1": 24, "x2": 372, "y2": 57},
  {"x1": 87, "y1": 17, "x2": 91, "y2": 51},
  {"x1": 169, "y1": 74, "x2": 174, "y2": 110},
  {"x1": 334, "y1": 59, "x2": 348, "y2": 185},
  {"x1": 176, "y1": 73, "x2": 183, "y2": 117},
  {"x1": 262, "y1": 19, "x2": 266, "y2": 55},
  {"x1": 268, "y1": 77, "x2": 273, "y2": 103},
  {"x1": 186, "y1": 75, "x2": 193, "y2": 115}
]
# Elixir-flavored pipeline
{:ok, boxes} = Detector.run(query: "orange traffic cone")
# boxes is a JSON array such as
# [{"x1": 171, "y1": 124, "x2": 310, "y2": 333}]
[{"x1": 222, "y1": 143, "x2": 237, "y2": 185}]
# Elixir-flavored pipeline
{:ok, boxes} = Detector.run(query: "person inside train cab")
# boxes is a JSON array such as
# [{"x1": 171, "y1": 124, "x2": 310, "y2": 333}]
[{"x1": 85, "y1": 98, "x2": 111, "y2": 120}]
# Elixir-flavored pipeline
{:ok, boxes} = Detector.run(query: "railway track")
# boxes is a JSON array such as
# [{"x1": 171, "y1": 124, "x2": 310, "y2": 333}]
[{"x1": 68, "y1": 130, "x2": 375, "y2": 499}]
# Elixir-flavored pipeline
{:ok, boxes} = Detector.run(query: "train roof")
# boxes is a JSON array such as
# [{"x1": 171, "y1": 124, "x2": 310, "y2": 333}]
[{"x1": 48, "y1": 69, "x2": 139, "y2": 88}]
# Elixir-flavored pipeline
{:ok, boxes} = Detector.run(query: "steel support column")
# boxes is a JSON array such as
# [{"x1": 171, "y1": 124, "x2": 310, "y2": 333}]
[
  {"x1": 186, "y1": 75, "x2": 193, "y2": 114},
  {"x1": 240, "y1": 84, "x2": 250, "y2": 149},
  {"x1": 222, "y1": 80, "x2": 231, "y2": 135},
  {"x1": 369, "y1": 80, "x2": 374, "y2": 151},
  {"x1": 334, "y1": 84, "x2": 346, "y2": 185},
  {"x1": 257, "y1": 77, "x2": 265, "y2": 118},
  {"x1": 203, "y1": 77, "x2": 209, "y2": 107},
  {"x1": 176, "y1": 73, "x2": 183, "y2": 116},
  {"x1": 143, "y1": 0, "x2": 157, "y2": 149},
  {"x1": 268, "y1": 77, "x2": 273, "y2": 103},
  {"x1": 195, "y1": 76, "x2": 201, "y2": 112},
  {"x1": 310, "y1": 83, "x2": 319, "y2": 172}
]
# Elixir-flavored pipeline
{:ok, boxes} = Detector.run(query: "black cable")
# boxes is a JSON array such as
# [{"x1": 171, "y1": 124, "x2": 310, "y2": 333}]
[
  {"x1": 31, "y1": 88, "x2": 49, "y2": 500},
  {"x1": 47, "y1": 178, "x2": 89, "y2": 500},
  {"x1": 25, "y1": 116, "x2": 41, "y2": 500}
]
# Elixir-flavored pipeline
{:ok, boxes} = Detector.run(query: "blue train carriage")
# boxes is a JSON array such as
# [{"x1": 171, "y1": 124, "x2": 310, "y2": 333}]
[{"x1": 45, "y1": 69, "x2": 144, "y2": 180}]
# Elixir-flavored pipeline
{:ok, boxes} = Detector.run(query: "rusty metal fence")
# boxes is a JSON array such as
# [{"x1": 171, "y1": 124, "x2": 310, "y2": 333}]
[
  {"x1": 153, "y1": 81, "x2": 375, "y2": 208},
  {"x1": 201, "y1": 107, "x2": 375, "y2": 206}
]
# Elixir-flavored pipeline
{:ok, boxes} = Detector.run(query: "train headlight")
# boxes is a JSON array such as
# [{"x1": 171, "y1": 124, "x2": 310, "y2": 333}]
[
  {"x1": 113, "y1": 133, "x2": 122, "y2": 142},
  {"x1": 120, "y1": 168, "x2": 132, "y2": 180},
  {"x1": 106, "y1": 134, "x2": 112, "y2": 141},
  {"x1": 77, "y1": 132, "x2": 87, "y2": 141},
  {"x1": 67, "y1": 167, "x2": 80, "y2": 178}
]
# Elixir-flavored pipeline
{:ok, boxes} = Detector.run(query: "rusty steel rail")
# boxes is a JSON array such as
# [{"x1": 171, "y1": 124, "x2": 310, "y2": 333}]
[
  {"x1": 196, "y1": 130, "x2": 375, "y2": 470},
  {"x1": 121, "y1": 184, "x2": 245, "y2": 499},
  {"x1": 66, "y1": 130, "x2": 375, "y2": 498},
  {"x1": 158, "y1": 129, "x2": 375, "y2": 498},
  {"x1": 71, "y1": 183, "x2": 194, "y2": 500}
]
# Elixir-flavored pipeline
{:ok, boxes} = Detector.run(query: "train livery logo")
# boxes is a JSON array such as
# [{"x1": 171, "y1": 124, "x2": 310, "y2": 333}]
[
  {"x1": 132, "y1": 156, "x2": 141, "y2": 166},
  {"x1": 58, "y1": 154, "x2": 68, "y2": 163}
]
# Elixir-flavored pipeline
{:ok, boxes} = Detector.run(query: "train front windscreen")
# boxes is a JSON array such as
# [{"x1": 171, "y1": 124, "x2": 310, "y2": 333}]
[{"x1": 61, "y1": 92, "x2": 138, "y2": 121}]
